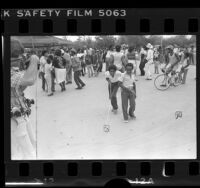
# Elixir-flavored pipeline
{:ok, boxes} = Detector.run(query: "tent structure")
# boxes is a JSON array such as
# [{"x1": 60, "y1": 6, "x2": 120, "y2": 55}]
[{"x1": 11, "y1": 36, "x2": 72, "y2": 48}]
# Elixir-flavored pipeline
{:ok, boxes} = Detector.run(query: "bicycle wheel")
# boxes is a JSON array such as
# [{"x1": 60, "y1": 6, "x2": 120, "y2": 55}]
[
  {"x1": 174, "y1": 72, "x2": 182, "y2": 86},
  {"x1": 154, "y1": 74, "x2": 170, "y2": 91}
]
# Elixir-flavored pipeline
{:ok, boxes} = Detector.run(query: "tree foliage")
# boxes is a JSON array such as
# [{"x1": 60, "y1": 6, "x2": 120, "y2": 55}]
[{"x1": 68, "y1": 35, "x2": 196, "y2": 50}]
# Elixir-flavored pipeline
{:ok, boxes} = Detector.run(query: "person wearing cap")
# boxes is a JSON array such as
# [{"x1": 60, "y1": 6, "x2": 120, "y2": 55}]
[
  {"x1": 145, "y1": 43, "x2": 154, "y2": 80},
  {"x1": 11, "y1": 39, "x2": 39, "y2": 159},
  {"x1": 118, "y1": 63, "x2": 136, "y2": 123},
  {"x1": 52, "y1": 49, "x2": 67, "y2": 92},
  {"x1": 70, "y1": 48, "x2": 86, "y2": 89}
]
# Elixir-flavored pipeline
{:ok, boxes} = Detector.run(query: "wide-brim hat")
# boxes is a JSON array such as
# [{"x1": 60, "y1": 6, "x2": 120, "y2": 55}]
[{"x1": 146, "y1": 43, "x2": 153, "y2": 49}]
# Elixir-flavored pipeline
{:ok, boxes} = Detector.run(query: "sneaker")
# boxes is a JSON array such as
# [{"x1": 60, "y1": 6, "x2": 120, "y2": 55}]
[
  {"x1": 112, "y1": 109, "x2": 118, "y2": 114},
  {"x1": 130, "y1": 113, "x2": 136, "y2": 119},
  {"x1": 47, "y1": 93, "x2": 53, "y2": 96},
  {"x1": 124, "y1": 120, "x2": 129, "y2": 123},
  {"x1": 82, "y1": 83, "x2": 86, "y2": 88},
  {"x1": 75, "y1": 87, "x2": 82, "y2": 90}
]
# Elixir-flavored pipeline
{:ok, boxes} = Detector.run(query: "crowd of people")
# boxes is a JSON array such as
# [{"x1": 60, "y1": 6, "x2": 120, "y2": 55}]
[{"x1": 21, "y1": 43, "x2": 196, "y2": 97}]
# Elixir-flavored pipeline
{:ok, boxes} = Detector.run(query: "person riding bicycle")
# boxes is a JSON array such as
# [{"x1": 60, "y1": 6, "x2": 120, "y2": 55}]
[
  {"x1": 160, "y1": 45, "x2": 180, "y2": 86},
  {"x1": 163, "y1": 45, "x2": 180, "y2": 74}
]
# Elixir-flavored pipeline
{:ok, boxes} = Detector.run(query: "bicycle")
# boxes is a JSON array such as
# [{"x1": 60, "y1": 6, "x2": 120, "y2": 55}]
[{"x1": 154, "y1": 71, "x2": 182, "y2": 91}]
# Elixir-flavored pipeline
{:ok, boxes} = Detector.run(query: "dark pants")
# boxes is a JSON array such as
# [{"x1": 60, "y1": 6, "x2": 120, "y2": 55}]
[
  {"x1": 189, "y1": 54, "x2": 194, "y2": 65},
  {"x1": 97, "y1": 62, "x2": 103, "y2": 72},
  {"x1": 121, "y1": 90, "x2": 136, "y2": 120},
  {"x1": 41, "y1": 72, "x2": 46, "y2": 91},
  {"x1": 51, "y1": 71, "x2": 55, "y2": 92},
  {"x1": 59, "y1": 81, "x2": 65, "y2": 91},
  {"x1": 74, "y1": 71, "x2": 85, "y2": 87},
  {"x1": 81, "y1": 63, "x2": 86, "y2": 76},
  {"x1": 108, "y1": 82, "x2": 119, "y2": 110},
  {"x1": 139, "y1": 59, "x2": 146, "y2": 76},
  {"x1": 105, "y1": 59, "x2": 110, "y2": 71}
]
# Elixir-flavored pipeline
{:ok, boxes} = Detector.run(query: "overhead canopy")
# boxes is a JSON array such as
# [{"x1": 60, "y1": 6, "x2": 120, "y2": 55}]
[{"x1": 11, "y1": 36, "x2": 72, "y2": 48}]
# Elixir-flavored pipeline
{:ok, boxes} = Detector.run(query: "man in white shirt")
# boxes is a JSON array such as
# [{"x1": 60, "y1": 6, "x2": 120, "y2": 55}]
[
  {"x1": 105, "y1": 65, "x2": 122, "y2": 113},
  {"x1": 118, "y1": 63, "x2": 136, "y2": 123},
  {"x1": 145, "y1": 43, "x2": 154, "y2": 80}
]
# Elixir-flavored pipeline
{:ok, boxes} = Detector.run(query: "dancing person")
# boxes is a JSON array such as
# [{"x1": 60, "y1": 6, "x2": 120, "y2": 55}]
[
  {"x1": 62, "y1": 49, "x2": 72, "y2": 84},
  {"x1": 52, "y1": 49, "x2": 66, "y2": 92},
  {"x1": 92, "y1": 49, "x2": 99, "y2": 77},
  {"x1": 47, "y1": 54, "x2": 56, "y2": 93},
  {"x1": 81, "y1": 49, "x2": 86, "y2": 76},
  {"x1": 119, "y1": 63, "x2": 136, "y2": 123},
  {"x1": 44, "y1": 56, "x2": 53, "y2": 96},
  {"x1": 70, "y1": 48, "x2": 86, "y2": 89},
  {"x1": 85, "y1": 49, "x2": 94, "y2": 78},
  {"x1": 39, "y1": 50, "x2": 48, "y2": 91},
  {"x1": 145, "y1": 43, "x2": 154, "y2": 80},
  {"x1": 139, "y1": 46, "x2": 147, "y2": 76},
  {"x1": 77, "y1": 49, "x2": 85, "y2": 76},
  {"x1": 105, "y1": 65, "x2": 122, "y2": 113}
]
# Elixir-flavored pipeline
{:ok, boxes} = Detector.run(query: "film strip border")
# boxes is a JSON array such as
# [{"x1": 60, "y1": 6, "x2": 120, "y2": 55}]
[
  {"x1": 1, "y1": 9, "x2": 200, "y2": 34},
  {"x1": 2, "y1": 8, "x2": 200, "y2": 186},
  {"x1": 5, "y1": 161, "x2": 200, "y2": 186}
]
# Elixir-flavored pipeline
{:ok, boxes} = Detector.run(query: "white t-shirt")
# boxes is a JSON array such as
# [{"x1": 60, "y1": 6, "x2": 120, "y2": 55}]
[
  {"x1": 112, "y1": 52, "x2": 124, "y2": 70},
  {"x1": 106, "y1": 51, "x2": 113, "y2": 58},
  {"x1": 118, "y1": 72, "x2": 135, "y2": 89},
  {"x1": 39, "y1": 56, "x2": 47, "y2": 72},
  {"x1": 146, "y1": 49, "x2": 154, "y2": 63},
  {"x1": 105, "y1": 70, "x2": 122, "y2": 83}
]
